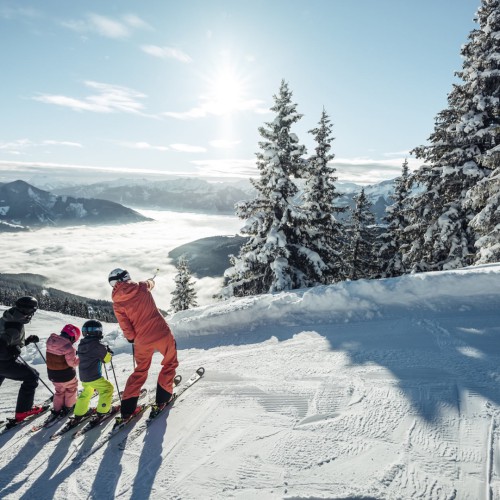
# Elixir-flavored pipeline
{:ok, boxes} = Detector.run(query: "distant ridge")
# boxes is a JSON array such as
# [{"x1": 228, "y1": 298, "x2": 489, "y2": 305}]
[
  {"x1": 168, "y1": 235, "x2": 248, "y2": 278},
  {"x1": 0, "y1": 180, "x2": 151, "y2": 231},
  {"x1": 52, "y1": 177, "x2": 396, "y2": 221},
  {"x1": 0, "y1": 272, "x2": 116, "y2": 322}
]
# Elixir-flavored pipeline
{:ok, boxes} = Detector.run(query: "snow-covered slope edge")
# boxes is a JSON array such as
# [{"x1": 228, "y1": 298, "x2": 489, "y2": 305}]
[{"x1": 170, "y1": 263, "x2": 500, "y2": 343}]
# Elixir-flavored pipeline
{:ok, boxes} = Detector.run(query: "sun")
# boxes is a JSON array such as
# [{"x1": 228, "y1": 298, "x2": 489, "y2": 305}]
[{"x1": 204, "y1": 66, "x2": 248, "y2": 116}]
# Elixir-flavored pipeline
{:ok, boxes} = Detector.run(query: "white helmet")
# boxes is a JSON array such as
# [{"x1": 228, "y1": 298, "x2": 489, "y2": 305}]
[{"x1": 108, "y1": 268, "x2": 131, "y2": 287}]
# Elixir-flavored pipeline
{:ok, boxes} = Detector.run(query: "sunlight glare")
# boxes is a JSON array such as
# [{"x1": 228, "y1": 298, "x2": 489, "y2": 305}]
[{"x1": 205, "y1": 66, "x2": 247, "y2": 115}]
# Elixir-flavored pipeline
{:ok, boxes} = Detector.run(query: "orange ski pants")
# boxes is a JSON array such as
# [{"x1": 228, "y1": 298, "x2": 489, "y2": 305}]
[{"x1": 122, "y1": 333, "x2": 178, "y2": 399}]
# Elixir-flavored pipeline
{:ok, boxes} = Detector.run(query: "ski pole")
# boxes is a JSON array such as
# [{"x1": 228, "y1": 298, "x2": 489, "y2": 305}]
[
  {"x1": 152, "y1": 268, "x2": 160, "y2": 280},
  {"x1": 132, "y1": 343, "x2": 136, "y2": 370},
  {"x1": 103, "y1": 362, "x2": 109, "y2": 380},
  {"x1": 34, "y1": 343, "x2": 46, "y2": 364},
  {"x1": 18, "y1": 354, "x2": 55, "y2": 397},
  {"x1": 109, "y1": 358, "x2": 122, "y2": 405}
]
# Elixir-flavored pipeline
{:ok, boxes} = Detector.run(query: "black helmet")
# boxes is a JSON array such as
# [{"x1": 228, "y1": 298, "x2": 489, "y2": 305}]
[
  {"x1": 82, "y1": 319, "x2": 103, "y2": 339},
  {"x1": 15, "y1": 296, "x2": 38, "y2": 315}
]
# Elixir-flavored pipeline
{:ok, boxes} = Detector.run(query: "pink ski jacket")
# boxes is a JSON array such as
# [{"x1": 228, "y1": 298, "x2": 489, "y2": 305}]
[{"x1": 46, "y1": 333, "x2": 79, "y2": 383}]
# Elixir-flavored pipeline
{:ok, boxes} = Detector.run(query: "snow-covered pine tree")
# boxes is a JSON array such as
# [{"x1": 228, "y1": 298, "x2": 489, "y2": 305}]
[
  {"x1": 378, "y1": 159, "x2": 410, "y2": 277},
  {"x1": 301, "y1": 108, "x2": 347, "y2": 284},
  {"x1": 170, "y1": 256, "x2": 198, "y2": 312},
  {"x1": 405, "y1": 0, "x2": 500, "y2": 272},
  {"x1": 345, "y1": 188, "x2": 379, "y2": 281},
  {"x1": 467, "y1": 157, "x2": 500, "y2": 263},
  {"x1": 222, "y1": 80, "x2": 309, "y2": 297}
]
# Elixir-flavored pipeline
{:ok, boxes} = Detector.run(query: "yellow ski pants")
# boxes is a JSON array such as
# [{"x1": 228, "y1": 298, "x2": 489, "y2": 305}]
[{"x1": 74, "y1": 377, "x2": 114, "y2": 416}]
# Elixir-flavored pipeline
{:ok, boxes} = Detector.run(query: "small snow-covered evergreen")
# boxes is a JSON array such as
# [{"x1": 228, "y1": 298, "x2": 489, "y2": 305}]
[
  {"x1": 378, "y1": 159, "x2": 410, "y2": 277},
  {"x1": 467, "y1": 162, "x2": 500, "y2": 264},
  {"x1": 406, "y1": 0, "x2": 500, "y2": 272},
  {"x1": 345, "y1": 188, "x2": 379, "y2": 280},
  {"x1": 170, "y1": 256, "x2": 198, "y2": 312},
  {"x1": 301, "y1": 108, "x2": 347, "y2": 283}
]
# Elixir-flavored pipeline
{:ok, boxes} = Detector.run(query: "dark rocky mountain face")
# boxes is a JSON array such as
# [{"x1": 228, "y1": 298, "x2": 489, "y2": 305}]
[
  {"x1": 0, "y1": 180, "x2": 151, "y2": 230},
  {"x1": 168, "y1": 235, "x2": 249, "y2": 278}
]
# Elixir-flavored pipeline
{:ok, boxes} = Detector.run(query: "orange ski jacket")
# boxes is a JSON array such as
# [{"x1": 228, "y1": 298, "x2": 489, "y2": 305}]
[{"x1": 112, "y1": 280, "x2": 172, "y2": 345}]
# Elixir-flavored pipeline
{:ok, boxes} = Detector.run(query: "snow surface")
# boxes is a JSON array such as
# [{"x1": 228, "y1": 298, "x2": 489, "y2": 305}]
[{"x1": 1, "y1": 264, "x2": 500, "y2": 499}]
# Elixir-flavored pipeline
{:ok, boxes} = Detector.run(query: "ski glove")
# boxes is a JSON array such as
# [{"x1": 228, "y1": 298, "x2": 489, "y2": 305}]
[
  {"x1": 25, "y1": 335, "x2": 40, "y2": 345},
  {"x1": 127, "y1": 338, "x2": 134, "y2": 344},
  {"x1": 106, "y1": 346, "x2": 114, "y2": 354},
  {"x1": 9, "y1": 345, "x2": 21, "y2": 359}
]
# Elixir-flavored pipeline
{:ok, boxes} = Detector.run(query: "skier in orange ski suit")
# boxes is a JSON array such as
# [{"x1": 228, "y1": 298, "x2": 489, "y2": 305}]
[{"x1": 109, "y1": 268, "x2": 178, "y2": 419}]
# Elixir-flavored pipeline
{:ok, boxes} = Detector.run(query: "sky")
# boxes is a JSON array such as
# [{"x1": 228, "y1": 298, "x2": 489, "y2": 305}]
[
  {"x1": 0, "y1": 263, "x2": 499, "y2": 498},
  {"x1": 0, "y1": 0, "x2": 481, "y2": 185}
]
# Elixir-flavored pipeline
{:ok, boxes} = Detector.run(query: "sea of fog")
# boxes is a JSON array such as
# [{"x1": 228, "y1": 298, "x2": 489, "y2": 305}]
[{"x1": 0, "y1": 209, "x2": 242, "y2": 309}]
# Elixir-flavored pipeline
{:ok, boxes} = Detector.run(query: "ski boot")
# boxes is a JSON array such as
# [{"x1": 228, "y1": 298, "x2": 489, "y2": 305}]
[{"x1": 15, "y1": 406, "x2": 45, "y2": 422}]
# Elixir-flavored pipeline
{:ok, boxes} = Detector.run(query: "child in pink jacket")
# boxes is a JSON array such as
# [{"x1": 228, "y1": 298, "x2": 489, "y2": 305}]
[{"x1": 45, "y1": 324, "x2": 81, "y2": 416}]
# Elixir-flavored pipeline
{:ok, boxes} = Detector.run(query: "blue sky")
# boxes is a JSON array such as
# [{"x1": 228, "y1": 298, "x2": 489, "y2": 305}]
[{"x1": 0, "y1": 0, "x2": 480, "y2": 185}]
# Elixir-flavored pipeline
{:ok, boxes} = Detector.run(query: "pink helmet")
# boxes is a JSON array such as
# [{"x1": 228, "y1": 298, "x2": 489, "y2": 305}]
[{"x1": 61, "y1": 324, "x2": 81, "y2": 343}]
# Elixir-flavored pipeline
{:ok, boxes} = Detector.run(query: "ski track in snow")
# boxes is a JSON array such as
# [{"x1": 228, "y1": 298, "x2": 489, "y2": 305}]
[{"x1": 0, "y1": 265, "x2": 500, "y2": 499}]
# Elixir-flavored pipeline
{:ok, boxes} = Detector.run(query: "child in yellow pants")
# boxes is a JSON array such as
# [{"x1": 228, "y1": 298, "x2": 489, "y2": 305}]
[{"x1": 73, "y1": 320, "x2": 114, "y2": 419}]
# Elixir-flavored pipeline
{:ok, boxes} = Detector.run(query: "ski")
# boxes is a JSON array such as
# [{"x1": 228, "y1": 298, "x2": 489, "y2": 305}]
[
  {"x1": 71, "y1": 388, "x2": 148, "y2": 440},
  {"x1": 73, "y1": 372, "x2": 187, "y2": 464},
  {"x1": 0, "y1": 396, "x2": 53, "y2": 436},
  {"x1": 50, "y1": 390, "x2": 123, "y2": 440},
  {"x1": 70, "y1": 405, "x2": 121, "y2": 439},
  {"x1": 30, "y1": 409, "x2": 71, "y2": 432},
  {"x1": 118, "y1": 367, "x2": 204, "y2": 451},
  {"x1": 31, "y1": 389, "x2": 99, "y2": 433},
  {"x1": 49, "y1": 408, "x2": 97, "y2": 440}
]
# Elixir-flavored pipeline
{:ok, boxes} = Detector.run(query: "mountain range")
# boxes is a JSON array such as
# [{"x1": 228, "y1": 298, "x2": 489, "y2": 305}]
[
  {"x1": 52, "y1": 177, "x2": 253, "y2": 215},
  {"x1": 0, "y1": 175, "x2": 398, "y2": 233},
  {"x1": 0, "y1": 180, "x2": 150, "y2": 231},
  {"x1": 50, "y1": 176, "x2": 396, "y2": 221}
]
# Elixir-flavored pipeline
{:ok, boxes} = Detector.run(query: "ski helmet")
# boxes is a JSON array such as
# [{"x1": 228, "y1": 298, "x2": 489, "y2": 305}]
[
  {"x1": 15, "y1": 296, "x2": 38, "y2": 315},
  {"x1": 108, "y1": 268, "x2": 131, "y2": 287},
  {"x1": 81, "y1": 319, "x2": 103, "y2": 339},
  {"x1": 61, "y1": 324, "x2": 81, "y2": 343}
]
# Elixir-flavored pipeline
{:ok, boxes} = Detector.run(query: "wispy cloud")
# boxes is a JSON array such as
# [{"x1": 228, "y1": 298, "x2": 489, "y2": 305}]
[
  {"x1": 141, "y1": 45, "x2": 192, "y2": 63},
  {"x1": 209, "y1": 139, "x2": 241, "y2": 149},
  {"x1": 88, "y1": 14, "x2": 130, "y2": 38},
  {"x1": 0, "y1": 139, "x2": 82, "y2": 154},
  {"x1": 332, "y1": 157, "x2": 422, "y2": 185},
  {"x1": 0, "y1": 158, "x2": 252, "y2": 185},
  {"x1": 170, "y1": 144, "x2": 207, "y2": 153},
  {"x1": 164, "y1": 98, "x2": 268, "y2": 120},
  {"x1": 122, "y1": 14, "x2": 152, "y2": 31},
  {"x1": 0, "y1": 160, "x2": 189, "y2": 177},
  {"x1": 33, "y1": 81, "x2": 151, "y2": 116},
  {"x1": 0, "y1": 139, "x2": 32, "y2": 151},
  {"x1": 60, "y1": 13, "x2": 151, "y2": 39},
  {"x1": 0, "y1": 6, "x2": 39, "y2": 20},
  {"x1": 118, "y1": 141, "x2": 168, "y2": 151},
  {"x1": 42, "y1": 140, "x2": 83, "y2": 148},
  {"x1": 383, "y1": 150, "x2": 412, "y2": 157},
  {"x1": 191, "y1": 156, "x2": 423, "y2": 183},
  {"x1": 191, "y1": 158, "x2": 258, "y2": 179}
]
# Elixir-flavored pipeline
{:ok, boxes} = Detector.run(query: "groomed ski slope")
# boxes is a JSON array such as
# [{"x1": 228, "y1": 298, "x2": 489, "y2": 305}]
[{"x1": 0, "y1": 263, "x2": 499, "y2": 499}]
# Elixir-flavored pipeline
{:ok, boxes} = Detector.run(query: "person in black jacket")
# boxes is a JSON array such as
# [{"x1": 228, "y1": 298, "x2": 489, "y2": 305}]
[
  {"x1": 0, "y1": 296, "x2": 44, "y2": 422},
  {"x1": 72, "y1": 320, "x2": 115, "y2": 423}
]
